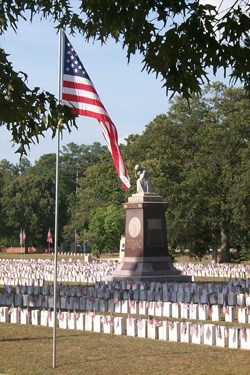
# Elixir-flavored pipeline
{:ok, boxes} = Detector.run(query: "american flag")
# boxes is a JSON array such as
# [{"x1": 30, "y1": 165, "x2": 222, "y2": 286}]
[
  {"x1": 47, "y1": 228, "x2": 53, "y2": 244},
  {"x1": 62, "y1": 34, "x2": 130, "y2": 190}
]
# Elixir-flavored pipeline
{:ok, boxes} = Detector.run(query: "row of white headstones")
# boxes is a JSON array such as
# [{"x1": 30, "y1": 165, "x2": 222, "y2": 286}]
[
  {"x1": 1, "y1": 277, "x2": 250, "y2": 322},
  {"x1": 0, "y1": 259, "x2": 249, "y2": 350},
  {"x1": 0, "y1": 306, "x2": 249, "y2": 350},
  {"x1": 3, "y1": 277, "x2": 250, "y2": 297},
  {"x1": 0, "y1": 258, "x2": 250, "y2": 284},
  {"x1": 0, "y1": 294, "x2": 250, "y2": 324}
]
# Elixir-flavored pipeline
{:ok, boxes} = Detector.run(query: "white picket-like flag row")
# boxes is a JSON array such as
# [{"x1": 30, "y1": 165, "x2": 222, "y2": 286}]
[
  {"x1": 176, "y1": 262, "x2": 250, "y2": 279},
  {"x1": 0, "y1": 306, "x2": 249, "y2": 350},
  {"x1": 1, "y1": 290, "x2": 250, "y2": 323},
  {"x1": 0, "y1": 259, "x2": 250, "y2": 285}
]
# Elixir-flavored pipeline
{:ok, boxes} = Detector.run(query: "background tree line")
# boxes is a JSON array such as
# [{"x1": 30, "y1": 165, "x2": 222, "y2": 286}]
[{"x1": 0, "y1": 84, "x2": 249, "y2": 262}]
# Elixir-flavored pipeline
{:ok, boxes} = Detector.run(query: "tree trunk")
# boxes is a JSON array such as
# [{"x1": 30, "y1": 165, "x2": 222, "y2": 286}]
[
  {"x1": 211, "y1": 232, "x2": 218, "y2": 263},
  {"x1": 211, "y1": 247, "x2": 218, "y2": 263},
  {"x1": 219, "y1": 227, "x2": 230, "y2": 263}
]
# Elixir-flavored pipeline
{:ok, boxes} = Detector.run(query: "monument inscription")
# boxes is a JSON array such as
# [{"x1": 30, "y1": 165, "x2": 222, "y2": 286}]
[{"x1": 147, "y1": 218, "x2": 163, "y2": 247}]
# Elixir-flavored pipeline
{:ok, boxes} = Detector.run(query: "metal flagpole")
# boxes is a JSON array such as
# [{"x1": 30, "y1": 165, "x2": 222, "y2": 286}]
[{"x1": 52, "y1": 29, "x2": 64, "y2": 369}]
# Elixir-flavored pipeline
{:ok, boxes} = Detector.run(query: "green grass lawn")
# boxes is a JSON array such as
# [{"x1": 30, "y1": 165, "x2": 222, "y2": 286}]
[{"x1": 0, "y1": 323, "x2": 249, "y2": 375}]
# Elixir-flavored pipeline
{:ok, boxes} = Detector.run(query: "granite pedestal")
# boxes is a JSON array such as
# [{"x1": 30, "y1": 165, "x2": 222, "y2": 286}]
[{"x1": 110, "y1": 193, "x2": 191, "y2": 282}]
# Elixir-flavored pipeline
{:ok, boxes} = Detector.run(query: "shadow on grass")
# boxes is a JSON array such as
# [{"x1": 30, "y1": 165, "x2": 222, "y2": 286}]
[{"x1": 0, "y1": 333, "x2": 81, "y2": 343}]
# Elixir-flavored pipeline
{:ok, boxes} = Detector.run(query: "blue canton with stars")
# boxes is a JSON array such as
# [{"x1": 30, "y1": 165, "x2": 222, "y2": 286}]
[{"x1": 64, "y1": 35, "x2": 91, "y2": 80}]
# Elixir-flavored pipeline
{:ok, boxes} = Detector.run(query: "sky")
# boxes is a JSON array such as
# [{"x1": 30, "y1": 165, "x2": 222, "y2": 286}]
[
  {"x1": 0, "y1": 0, "x2": 238, "y2": 165},
  {"x1": 1, "y1": 17, "x2": 171, "y2": 165}
]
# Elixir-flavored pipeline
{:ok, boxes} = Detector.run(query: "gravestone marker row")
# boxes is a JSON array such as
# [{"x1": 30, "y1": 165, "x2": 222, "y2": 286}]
[{"x1": 1, "y1": 306, "x2": 249, "y2": 350}]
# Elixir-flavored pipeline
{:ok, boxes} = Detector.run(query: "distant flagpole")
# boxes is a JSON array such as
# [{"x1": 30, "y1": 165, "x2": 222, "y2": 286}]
[
  {"x1": 52, "y1": 29, "x2": 64, "y2": 369},
  {"x1": 47, "y1": 228, "x2": 53, "y2": 252},
  {"x1": 19, "y1": 229, "x2": 23, "y2": 252},
  {"x1": 22, "y1": 230, "x2": 26, "y2": 252}
]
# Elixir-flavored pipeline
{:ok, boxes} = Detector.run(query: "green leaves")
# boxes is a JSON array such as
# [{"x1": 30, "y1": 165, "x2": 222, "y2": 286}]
[
  {"x1": 124, "y1": 84, "x2": 250, "y2": 259},
  {"x1": 0, "y1": 45, "x2": 77, "y2": 157},
  {"x1": 1, "y1": 174, "x2": 56, "y2": 246},
  {"x1": 88, "y1": 203, "x2": 125, "y2": 254}
]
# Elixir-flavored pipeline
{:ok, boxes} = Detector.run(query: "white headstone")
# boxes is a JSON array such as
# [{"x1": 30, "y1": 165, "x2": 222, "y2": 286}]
[
  {"x1": 121, "y1": 300, "x2": 129, "y2": 314},
  {"x1": 93, "y1": 315, "x2": 102, "y2": 333},
  {"x1": 245, "y1": 296, "x2": 250, "y2": 307},
  {"x1": 227, "y1": 293, "x2": 236, "y2": 306},
  {"x1": 10, "y1": 308, "x2": 20, "y2": 324},
  {"x1": 0, "y1": 307, "x2": 9, "y2": 323},
  {"x1": 238, "y1": 307, "x2": 247, "y2": 323},
  {"x1": 177, "y1": 291, "x2": 185, "y2": 302},
  {"x1": 48, "y1": 311, "x2": 56, "y2": 328},
  {"x1": 158, "y1": 320, "x2": 168, "y2": 341},
  {"x1": 189, "y1": 303, "x2": 198, "y2": 320},
  {"x1": 172, "y1": 303, "x2": 180, "y2": 319},
  {"x1": 103, "y1": 315, "x2": 114, "y2": 334},
  {"x1": 129, "y1": 300, "x2": 139, "y2": 315},
  {"x1": 147, "y1": 318, "x2": 158, "y2": 340},
  {"x1": 203, "y1": 324, "x2": 216, "y2": 346},
  {"x1": 239, "y1": 328, "x2": 250, "y2": 350},
  {"x1": 133, "y1": 290, "x2": 140, "y2": 301},
  {"x1": 155, "y1": 301, "x2": 163, "y2": 317},
  {"x1": 180, "y1": 321, "x2": 190, "y2": 343},
  {"x1": 162, "y1": 302, "x2": 172, "y2": 318},
  {"x1": 114, "y1": 317, "x2": 125, "y2": 335},
  {"x1": 99, "y1": 299, "x2": 107, "y2": 313},
  {"x1": 168, "y1": 321, "x2": 180, "y2": 342},
  {"x1": 180, "y1": 303, "x2": 189, "y2": 319},
  {"x1": 217, "y1": 293, "x2": 225, "y2": 305},
  {"x1": 138, "y1": 301, "x2": 147, "y2": 316},
  {"x1": 171, "y1": 291, "x2": 177, "y2": 303},
  {"x1": 200, "y1": 293, "x2": 208, "y2": 304},
  {"x1": 193, "y1": 293, "x2": 200, "y2": 304},
  {"x1": 140, "y1": 290, "x2": 148, "y2": 301},
  {"x1": 57, "y1": 311, "x2": 67, "y2": 329},
  {"x1": 20, "y1": 309, "x2": 29, "y2": 325},
  {"x1": 215, "y1": 326, "x2": 228, "y2": 348},
  {"x1": 228, "y1": 327, "x2": 239, "y2": 349},
  {"x1": 184, "y1": 292, "x2": 192, "y2": 304},
  {"x1": 224, "y1": 306, "x2": 234, "y2": 322},
  {"x1": 86, "y1": 298, "x2": 94, "y2": 312},
  {"x1": 198, "y1": 305, "x2": 208, "y2": 320},
  {"x1": 22, "y1": 294, "x2": 29, "y2": 307},
  {"x1": 211, "y1": 305, "x2": 221, "y2": 321},
  {"x1": 67, "y1": 311, "x2": 76, "y2": 329},
  {"x1": 76, "y1": 313, "x2": 85, "y2": 331},
  {"x1": 190, "y1": 323, "x2": 204, "y2": 345},
  {"x1": 237, "y1": 294, "x2": 246, "y2": 306},
  {"x1": 137, "y1": 318, "x2": 147, "y2": 338},
  {"x1": 14, "y1": 294, "x2": 22, "y2": 307},
  {"x1": 5, "y1": 294, "x2": 14, "y2": 306},
  {"x1": 162, "y1": 290, "x2": 170, "y2": 302},
  {"x1": 85, "y1": 313, "x2": 94, "y2": 331},
  {"x1": 114, "y1": 300, "x2": 121, "y2": 314},
  {"x1": 126, "y1": 317, "x2": 137, "y2": 337}
]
